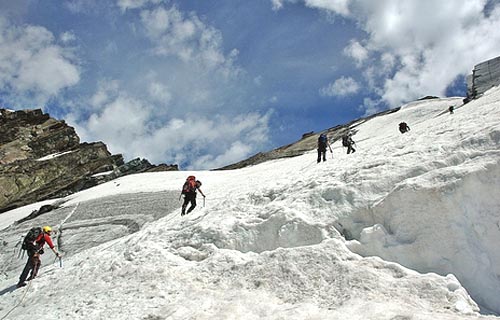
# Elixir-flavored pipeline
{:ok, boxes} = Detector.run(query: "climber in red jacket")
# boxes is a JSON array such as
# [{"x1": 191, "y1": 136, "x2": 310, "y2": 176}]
[{"x1": 17, "y1": 226, "x2": 61, "y2": 288}]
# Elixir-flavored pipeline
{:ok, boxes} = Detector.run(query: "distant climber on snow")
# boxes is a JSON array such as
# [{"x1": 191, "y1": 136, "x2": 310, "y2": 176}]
[
  {"x1": 17, "y1": 226, "x2": 61, "y2": 288},
  {"x1": 341, "y1": 133, "x2": 356, "y2": 154},
  {"x1": 180, "y1": 175, "x2": 206, "y2": 216},
  {"x1": 448, "y1": 105, "x2": 454, "y2": 114},
  {"x1": 399, "y1": 122, "x2": 410, "y2": 134},
  {"x1": 317, "y1": 133, "x2": 332, "y2": 163}
]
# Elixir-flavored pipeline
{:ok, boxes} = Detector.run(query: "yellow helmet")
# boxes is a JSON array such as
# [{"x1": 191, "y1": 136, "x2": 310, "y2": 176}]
[{"x1": 42, "y1": 226, "x2": 52, "y2": 233}]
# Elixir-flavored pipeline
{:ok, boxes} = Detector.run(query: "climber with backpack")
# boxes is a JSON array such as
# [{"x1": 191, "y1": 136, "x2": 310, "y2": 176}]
[
  {"x1": 17, "y1": 226, "x2": 61, "y2": 288},
  {"x1": 317, "y1": 133, "x2": 332, "y2": 163},
  {"x1": 399, "y1": 122, "x2": 410, "y2": 134},
  {"x1": 180, "y1": 175, "x2": 206, "y2": 216},
  {"x1": 342, "y1": 133, "x2": 356, "y2": 154}
]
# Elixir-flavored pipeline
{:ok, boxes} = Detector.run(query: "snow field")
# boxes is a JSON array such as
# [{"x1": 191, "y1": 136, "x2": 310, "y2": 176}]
[{"x1": 1, "y1": 88, "x2": 500, "y2": 319}]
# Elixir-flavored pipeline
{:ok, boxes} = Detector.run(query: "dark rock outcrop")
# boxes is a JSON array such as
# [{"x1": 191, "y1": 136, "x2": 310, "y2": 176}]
[
  {"x1": 417, "y1": 96, "x2": 439, "y2": 100},
  {"x1": 0, "y1": 108, "x2": 177, "y2": 213},
  {"x1": 466, "y1": 55, "x2": 500, "y2": 101}
]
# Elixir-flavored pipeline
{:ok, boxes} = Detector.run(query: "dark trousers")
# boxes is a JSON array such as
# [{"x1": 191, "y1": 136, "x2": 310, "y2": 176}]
[
  {"x1": 347, "y1": 145, "x2": 356, "y2": 154},
  {"x1": 181, "y1": 193, "x2": 197, "y2": 215},
  {"x1": 19, "y1": 250, "x2": 41, "y2": 284},
  {"x1": 317, "y1": 148, "x2": 326, "y2": 163}
]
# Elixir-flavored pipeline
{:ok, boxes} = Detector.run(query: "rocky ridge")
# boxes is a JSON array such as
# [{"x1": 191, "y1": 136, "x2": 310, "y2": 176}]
[
  {"x1": 216, "y1": 107, "x2": 402, "y2": 170},
  {"x1": 0, "y1": 108, "x2": 177, "y2": 213}
]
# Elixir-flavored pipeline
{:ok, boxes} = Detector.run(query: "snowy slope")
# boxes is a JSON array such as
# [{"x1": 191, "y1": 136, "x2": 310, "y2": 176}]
[{"x1": 1, "y1": 88, "x2": 500, "y2": 319}]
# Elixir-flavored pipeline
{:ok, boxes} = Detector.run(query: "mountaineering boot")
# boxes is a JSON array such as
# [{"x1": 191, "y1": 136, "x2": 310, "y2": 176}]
[{"x1": 16, "y1": 282, "x2": 27, "y2": 288}]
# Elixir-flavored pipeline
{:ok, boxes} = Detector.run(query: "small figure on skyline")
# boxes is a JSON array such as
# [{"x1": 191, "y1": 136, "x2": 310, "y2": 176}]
[
  {"x1": 342, "y1": 134, "x2": 356, "y2": 154},
  {"x1": 18, "y1": 226, "x2": 61, "y2": 288},
  {"x1": 317, "y1": 133, "x2": 332, "y2": 163},
  {"x1": 180, "y1": 175, "x2": 205, "y2": 216},
  {"x1": 448, "y1": 105, "x2": 454, "y2": 114},
  {"x1": 399, "y1": 122, "x2": 410, "y2": 134}
]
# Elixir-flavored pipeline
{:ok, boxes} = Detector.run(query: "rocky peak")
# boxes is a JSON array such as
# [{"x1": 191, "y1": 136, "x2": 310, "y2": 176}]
[
  {"x1": 0, "y1": 109, "x2": 79, "y2": 164},
  {"x1": 0, "y1": 108, "x2": 177, "y2": 213}
]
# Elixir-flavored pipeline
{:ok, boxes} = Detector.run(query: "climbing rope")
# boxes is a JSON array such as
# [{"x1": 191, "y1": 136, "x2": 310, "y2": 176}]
[{"x1": 0, "y1": 280, "x2": 33, "y2": 320}]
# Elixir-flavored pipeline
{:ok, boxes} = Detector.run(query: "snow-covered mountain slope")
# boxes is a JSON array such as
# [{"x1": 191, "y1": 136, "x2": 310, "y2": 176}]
[{"x1": 1, "y1": 87, "x2": 499, "y2": 319}]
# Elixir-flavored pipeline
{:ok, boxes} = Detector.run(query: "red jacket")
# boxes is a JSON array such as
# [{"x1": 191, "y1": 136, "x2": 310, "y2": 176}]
[{"x1": 35, "y1": 232, "x2": 55, "y2": 249}]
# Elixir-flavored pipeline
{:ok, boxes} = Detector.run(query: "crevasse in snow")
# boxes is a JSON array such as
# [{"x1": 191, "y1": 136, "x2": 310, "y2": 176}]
[{"x1": 0, "y1": 87, "x2": 499, "y2": 319}]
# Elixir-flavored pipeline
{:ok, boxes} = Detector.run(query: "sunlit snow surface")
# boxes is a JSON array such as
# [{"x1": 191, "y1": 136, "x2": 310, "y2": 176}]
[{"x1": 1, "y1": 88, "x2": 499, "y2": 319}]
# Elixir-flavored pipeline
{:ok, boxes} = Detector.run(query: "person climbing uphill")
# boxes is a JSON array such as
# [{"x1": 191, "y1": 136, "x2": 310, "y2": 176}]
[
  {"x1": 399, "y1": 122, "x2": 410, "y2": 134},
  {"x1": 317, "y1": 133, "x2": 332, "y2": 163},
  {"x1": 181, "y1": 175, "x2": 206, "y2": 216},
  {"x1": 342, "y1": 133, "x2": 356, "y2": 154},
  {"x1": 17, "y1": 226, "x2": 61, "y2": 288}
]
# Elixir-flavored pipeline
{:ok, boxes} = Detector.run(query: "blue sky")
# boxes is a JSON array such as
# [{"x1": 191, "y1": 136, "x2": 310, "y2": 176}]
[{"x1": 1, "y1": 0, "x2": 500, "y2": 169}]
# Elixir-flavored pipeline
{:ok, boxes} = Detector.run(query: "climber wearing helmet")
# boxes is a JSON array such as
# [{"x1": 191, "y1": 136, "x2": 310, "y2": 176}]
[{"x1": 17, "y1": 225, "x2": 61, "y2": 288}]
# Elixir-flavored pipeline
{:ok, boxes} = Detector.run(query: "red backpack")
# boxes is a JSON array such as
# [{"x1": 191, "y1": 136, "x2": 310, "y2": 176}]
[{"x1": 182, "y1": 176, "x2": 197, "y2": 194}]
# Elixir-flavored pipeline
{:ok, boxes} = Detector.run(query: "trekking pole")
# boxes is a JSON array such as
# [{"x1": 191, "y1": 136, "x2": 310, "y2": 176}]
[
  {"x1": 53, "y1": 256, "x2": 63, "y2": 267},
  {"x1": 16, "y1": 236, "x2": 23, "y2": 258},
  {"x1": 203, "y1": 196, "x2": 206, "y2": 208}
]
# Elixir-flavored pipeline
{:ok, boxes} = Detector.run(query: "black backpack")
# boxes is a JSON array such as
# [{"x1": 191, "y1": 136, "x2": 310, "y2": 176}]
[
  {"x1": 342, "y1": 135, "x2": 349, "y2": 147},
  {"x1": 21, "y1": 227, "x2": 42, "y2": 250}
]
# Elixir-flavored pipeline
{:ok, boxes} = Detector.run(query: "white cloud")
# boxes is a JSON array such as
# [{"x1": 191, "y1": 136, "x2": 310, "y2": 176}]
[
  {"x1": 139, "y1": 6, "x2": 239, "y2": 75},
  {"x1": 63, "y1": 0, "x2": 108, "y2": 14},
  {"x1": 304, "y1": 0, "x2": 350, "y2": 15},
  {"x1": 343, "y1": 39, "x2": 368, "y2": 66},
  {"x1": 60, "y1": 31, "x2": 76, "y2": 43},
  {"x1": 320, "y1": 76, "x2": 360, "y2": 97},
  {"x1": 275, "y1": 0, "x2": 500, "y2": 107},
  {"x1": 254, "y1": 75, "x2": 263, "y2": 86},
  {"x1": 148, "y1": 82, "x2": 172, "y2": 105},
  {"x1": 89, "y1": 80, "x2": 120, "y2": 109},
  {"x1": 71, "y1": 82, "x2": 272, "y2": 169},
  {"x1": 60, "y1": 3, "x2": 262, "y2": 169},
  {"x1": 271, "y1": 0, "x2": 286, "y2": 11},
  {"x1": 86, "y1": 95, "x2": 152, "y2": 143},
  {"x1": 116, "y1": 0, "x2": 164, "y2": 11},
  {"x1": 273, "y1": 0, "x2": 350, "y2": 15},
  {"x1": 0, "y1": 17, "x2": 80, "y2": 105},
  {"x1": 190, "y1": 141, "x2": 252, "y2": 169},
  {"x1": 360, "y1": 1, "x2": 500, "y2": 106},
  {"x1": 358, "y1": 97, "x2": 383, "y2": 116}
]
